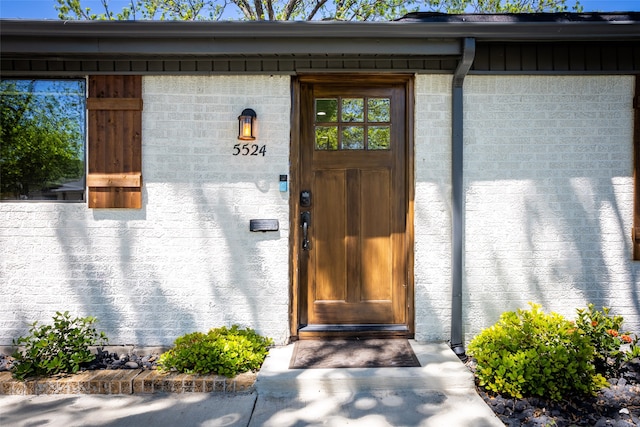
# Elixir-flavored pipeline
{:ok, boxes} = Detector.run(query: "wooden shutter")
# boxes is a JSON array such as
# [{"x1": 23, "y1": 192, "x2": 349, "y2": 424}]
[
  {"x1": 633, "y1": 75, "x2": 640, "y2": 259},
  {"x1": 87, "y1": 75, "x2": 143, "y2": 208}
]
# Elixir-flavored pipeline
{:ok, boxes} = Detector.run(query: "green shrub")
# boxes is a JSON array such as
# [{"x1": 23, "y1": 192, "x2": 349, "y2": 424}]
[
  {"x1": 158, "y1": 325, "x2": 273, "y2": 377},
  {"x1": 575, "y1": 303, "x2": 639, "y2": 377},
  {"x1": 12, "y1": 311, "x2": 108, "y2": 381},
  {"x1": 468, "y1": 303, "x2": 607, "y2": 401}
]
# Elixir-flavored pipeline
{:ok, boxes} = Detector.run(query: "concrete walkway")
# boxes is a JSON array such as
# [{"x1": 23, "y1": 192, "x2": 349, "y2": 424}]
[{"x1": 0, "y1": 341, "x2": 504, "y2": 427}]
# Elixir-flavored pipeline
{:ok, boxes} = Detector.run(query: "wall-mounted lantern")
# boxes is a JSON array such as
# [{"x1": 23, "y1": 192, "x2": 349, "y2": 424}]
[{"x1": 238, "y1": 108, "x2": 257, "y2": 140}]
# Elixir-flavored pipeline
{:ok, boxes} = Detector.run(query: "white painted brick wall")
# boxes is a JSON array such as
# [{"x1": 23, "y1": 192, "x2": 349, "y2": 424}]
[
  {"x1": 0, "y1": 75, "x2": 291, "y2": 346},
  {"x1": 414, "y1": 74, "x2": 638, "y2": 343},
  {"x1": 414, "y1": 75, "x2": 454, "y2": 342},
  {"x1": 2, "y1": 73, "x2": 638, "y2": 348},
  {"x1": 463, "y1": 75, "x2": 638, "y2": 340}
]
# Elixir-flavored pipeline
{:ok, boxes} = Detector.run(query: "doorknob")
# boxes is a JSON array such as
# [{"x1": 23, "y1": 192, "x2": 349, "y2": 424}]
[{"x1": 301, "y1": 211, "x2": 311, "y2": 251}]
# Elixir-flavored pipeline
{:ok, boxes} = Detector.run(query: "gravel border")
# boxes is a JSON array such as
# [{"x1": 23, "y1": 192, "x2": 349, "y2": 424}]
[
  {"x1": 469, "y1": 358, "x2": 640, "y2": 426},
  {"x1": 0, "y1": 348, "x2": 160, "y2": 373}
]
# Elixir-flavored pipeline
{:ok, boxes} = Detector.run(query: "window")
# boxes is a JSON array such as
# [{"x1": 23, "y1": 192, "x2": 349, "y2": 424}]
[
  {"x1": 1, "y1": 79, "x2": 86, "y2": 201},
  {"x1": 314, "y1": 97, "x2": 391, "y2": 151}
]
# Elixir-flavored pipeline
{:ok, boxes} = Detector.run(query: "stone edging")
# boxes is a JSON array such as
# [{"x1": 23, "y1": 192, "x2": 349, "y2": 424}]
[{"x1": 0, "y1": 369, "x2": 256, "y2": 395}]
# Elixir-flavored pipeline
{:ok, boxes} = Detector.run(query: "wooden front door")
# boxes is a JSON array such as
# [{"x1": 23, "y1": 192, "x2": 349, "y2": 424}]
[{"x1": 296, "y1": 75, "x2": 412, "y2": 336}]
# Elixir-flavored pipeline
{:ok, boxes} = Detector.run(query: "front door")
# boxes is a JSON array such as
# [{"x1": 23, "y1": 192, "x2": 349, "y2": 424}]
[{"x1": 296, "y1": 75, "x2": 413, "y2": 337}]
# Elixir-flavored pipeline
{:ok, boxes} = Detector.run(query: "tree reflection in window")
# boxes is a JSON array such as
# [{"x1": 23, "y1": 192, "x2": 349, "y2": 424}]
[
  {"x1": 1, "y1": 79, "x2": 86, "y2": 201},
  {"x1": 342, "y1": 98, "x2": 364, "y2": 122},
  {"x1": 314, "y1": 97, "x2": 390, "y2": 151}
]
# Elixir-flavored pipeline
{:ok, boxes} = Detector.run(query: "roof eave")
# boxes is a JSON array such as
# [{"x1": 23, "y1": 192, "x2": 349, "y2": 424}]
[{"x1": 1, "y1": 18, "x2": 639, "y2": 59}]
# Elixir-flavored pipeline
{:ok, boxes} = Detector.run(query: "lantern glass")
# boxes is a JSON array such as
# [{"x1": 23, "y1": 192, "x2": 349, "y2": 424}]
[{"x1": 238, "y1": 109, "x2": 256, "y2": 140}]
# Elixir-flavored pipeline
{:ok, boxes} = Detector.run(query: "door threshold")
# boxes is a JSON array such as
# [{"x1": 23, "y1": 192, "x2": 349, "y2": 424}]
[{"x1": 297, "y1": 324, "x2": 411, "y2": 339}]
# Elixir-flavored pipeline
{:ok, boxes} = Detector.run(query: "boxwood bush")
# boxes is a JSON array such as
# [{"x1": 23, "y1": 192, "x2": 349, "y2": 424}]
[
  {"x1": 468, "y1": 303, "x2": 607, "y2": 401},
  {"x1": 158, "y1": 325, "x2": 273, "y2": 377}
]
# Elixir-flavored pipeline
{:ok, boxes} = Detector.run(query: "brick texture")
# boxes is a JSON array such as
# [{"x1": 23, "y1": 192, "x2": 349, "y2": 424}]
[
  {"x1": 415, "y1": 74, "x2": 638, "y2": 343},
  {"x1": 0, "y1": 369, "x2": 256, "y2": 395},
  {"x1": 413, "y1": 75, "x2": 454, "y2": 342},
  {"x1": 0, "y1": 75, "x2": 291, "y2": 346},
  {"x1": 1, "y1": 74, "x2": 638, "y2": 348}
]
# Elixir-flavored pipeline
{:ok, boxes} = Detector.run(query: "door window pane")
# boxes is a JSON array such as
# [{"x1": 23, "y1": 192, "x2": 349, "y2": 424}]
[
  {"x1": 316, "y1": 99, "x2": 338, "y2": 122},
  {"x1": 368, "y1": 126, "x2": 391, "y2": 150},
  {"x1": 315, "y1": 126, "x2": 338, "y2": 150},
  {"x1": 1, "y1": 79, "x2": 86, "y2": 201},
  {"x1": 342, "y1": 126, "x2": 364, "y2": 150},
  {"x1": 368, "y1": 98, "x2": 390, "y2": 122},
  {"x1": 342, "y1": 98, "x2": 364, "y2": 122}
]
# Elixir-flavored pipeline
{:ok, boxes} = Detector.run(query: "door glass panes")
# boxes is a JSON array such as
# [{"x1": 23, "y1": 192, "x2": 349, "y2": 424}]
[
  {"x1": 368, "y1": 126, "x2": 390, "y2": 150},
  {"x1": 342, "y1": 98, "x2": 364, "y2": 122},
  {"x1": 314, "y1": 97, "x2": 391, "y2": 151},
  {"x1": 316, "y1": 99, "x2": 338, "y2": 122},
  {"x1": 368, "y1": 98, "x2": 390, "y2": 122},
  {"x1": 315, "y1": 126, "x2": 338, "y2": 150},
  {"x1": 343, "y1": 127, "x2": 364, "y2": 149}
]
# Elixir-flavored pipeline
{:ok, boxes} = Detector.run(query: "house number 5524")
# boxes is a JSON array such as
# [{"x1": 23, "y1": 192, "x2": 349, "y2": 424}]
[{"x1": 233, "y1": 143, "x2": 266, "y2": 157}]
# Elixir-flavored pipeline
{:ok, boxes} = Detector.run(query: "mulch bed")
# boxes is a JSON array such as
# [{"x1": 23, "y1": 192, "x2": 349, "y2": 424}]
[{"x1": 470, "y1": 358, "x2": 640, "y2": 426}]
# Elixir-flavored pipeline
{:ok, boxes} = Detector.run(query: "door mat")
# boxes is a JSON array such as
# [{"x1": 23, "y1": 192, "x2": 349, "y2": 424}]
[{"x1": 289, "y1": 339, "x2": 421, "y2": 369}]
